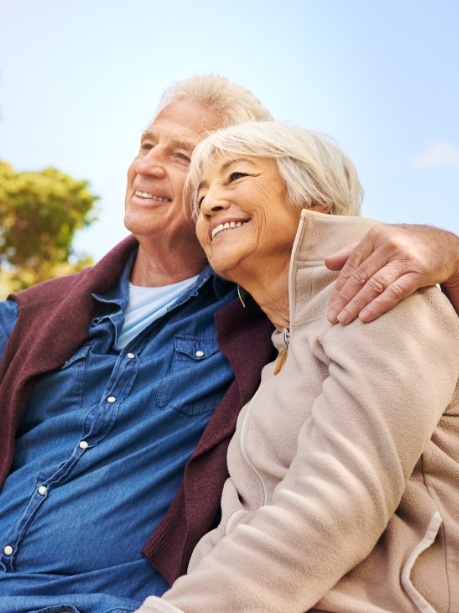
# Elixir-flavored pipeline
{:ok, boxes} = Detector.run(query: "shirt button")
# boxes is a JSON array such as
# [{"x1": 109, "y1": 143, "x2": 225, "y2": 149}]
[
  {"x1": 126, "y1": 353, "x2": 135, "y2": 359},
  {"x1": 3, "y1": 545, "x2": 13, "y2": 556},
  {"x1": 38, "y1": 485, "x2": 47, "y2": 496},
  {"x1": 107, "y1": 396, "x2": 116, "y2": 403},
  {"x1": 79, "y1": 440, "x2": 89, "y2": 450},
  {"x1": 195, "y1": 350, "x2": 205, "y2": 357}
]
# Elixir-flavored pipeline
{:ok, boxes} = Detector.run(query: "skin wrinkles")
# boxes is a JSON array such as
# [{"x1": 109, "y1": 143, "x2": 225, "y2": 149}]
[
  {"x1": 197, "y1": 158, "x2": 259, "y2": 201},
  {"x1": 139, "y1": 131, "x2": 196, "y2": 164},
  {"x1": 196, "y1": 154, "x2": 331, "y2": 328},
  {"x1": 196, "y1": 155, "x2": 301, "y2": 328},
  {"x1": 123, "y1": 100, "x2": 224, "y2": 287},
  {"x1": 196, "y1": 156, "x2": 297, "y2": 277}
]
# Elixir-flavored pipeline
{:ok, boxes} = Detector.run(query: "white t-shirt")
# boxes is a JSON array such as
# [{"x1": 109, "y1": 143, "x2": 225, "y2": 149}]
[{"x1": 116, "y1": 275, "x2": 199, "y2": 349}]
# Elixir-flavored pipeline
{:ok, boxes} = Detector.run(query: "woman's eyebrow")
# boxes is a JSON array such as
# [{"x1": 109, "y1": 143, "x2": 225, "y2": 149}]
[
  {"x1": 220, "y1": 158, "x2": 257, "y2": 172},
  {"x1": 197, "y1": 178, "x2": 208, "y2": 193},
  {"x1": 197, "y1": 158, "x2": 258, "y2": 192}
]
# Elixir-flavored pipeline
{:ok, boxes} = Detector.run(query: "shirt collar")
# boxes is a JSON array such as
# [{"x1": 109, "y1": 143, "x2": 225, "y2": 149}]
[{"x1": 92, "y1": 255, "x2": 235, "y2": 311}]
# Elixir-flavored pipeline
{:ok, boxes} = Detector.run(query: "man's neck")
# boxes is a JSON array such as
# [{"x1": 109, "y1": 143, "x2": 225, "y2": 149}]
[{"x1": 130, "y1": 243, "x2": 207, "y2": 287}]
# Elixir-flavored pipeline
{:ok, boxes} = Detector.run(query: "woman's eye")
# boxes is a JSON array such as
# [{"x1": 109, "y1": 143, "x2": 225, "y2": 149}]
[
  {"x1": 196, "y1": 194, "x2": 205, "y2": 210},
  {"x1": 229, "y1": 172, "x2": 248, "y2": 182}
]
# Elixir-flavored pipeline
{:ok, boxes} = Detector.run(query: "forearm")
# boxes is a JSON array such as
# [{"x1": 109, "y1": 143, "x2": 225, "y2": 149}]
[
  {"x1": 139, "y1": 466, "x2": 396, "y2": 612},
  {"x1": 135, "y1": 289, "x2": 459, "y2": 613},
  {"x1": 439, "y1": 228, "x2": 459, "y2": 314},
  {"x1": 441, "y1": 275, "x2": 459, "y2": 315}
]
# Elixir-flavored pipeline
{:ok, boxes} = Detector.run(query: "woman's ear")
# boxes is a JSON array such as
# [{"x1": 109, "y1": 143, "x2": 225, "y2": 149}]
[{"x1": 310, "y1": 203, "x2": 332, "y2": 215}]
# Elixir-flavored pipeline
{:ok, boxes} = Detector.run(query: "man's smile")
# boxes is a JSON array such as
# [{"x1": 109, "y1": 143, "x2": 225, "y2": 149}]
[{"x1": 134, "y1": 190, "x2": 172, "y2": 202}]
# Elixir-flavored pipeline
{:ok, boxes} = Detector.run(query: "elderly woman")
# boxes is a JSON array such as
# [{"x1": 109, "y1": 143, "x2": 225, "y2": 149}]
[{"x1": 137, "y1": 122, "x2": 459, "y2": 612}]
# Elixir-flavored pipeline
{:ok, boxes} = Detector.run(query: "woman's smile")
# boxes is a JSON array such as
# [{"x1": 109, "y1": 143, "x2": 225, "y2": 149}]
[
  {"x1": 195, "y1": 154, "x2": 300, "y2": 284},
  {"x1": 210, "y1": 219, "x2": 250, "y2": 241}
]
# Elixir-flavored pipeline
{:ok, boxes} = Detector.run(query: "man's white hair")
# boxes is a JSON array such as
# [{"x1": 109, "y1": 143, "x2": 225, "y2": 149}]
[{"x1": 154, "y1": 73, "x2": 273, "y2": 127}]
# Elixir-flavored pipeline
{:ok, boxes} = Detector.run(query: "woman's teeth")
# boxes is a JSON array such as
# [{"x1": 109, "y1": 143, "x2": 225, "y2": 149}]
[{"x1": 211, "y1": 221, "x2": 247, "y2": 240}]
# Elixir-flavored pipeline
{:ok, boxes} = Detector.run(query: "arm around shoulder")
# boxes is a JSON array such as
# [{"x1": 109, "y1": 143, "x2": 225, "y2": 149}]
[
  {"x1": 441, "y1": 266, "x2": 459, "y2": 315},
  {"x1": 326, "y1": 223, "x2": 459, "y2": 323}
]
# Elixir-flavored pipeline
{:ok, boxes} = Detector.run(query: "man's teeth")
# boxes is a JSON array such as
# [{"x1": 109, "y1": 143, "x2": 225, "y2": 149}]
[
  {"x1": 211, "y1": 221, "x2": 247, "y2": 240},
  {"x1": 135, "y1": 191, "x2": 170, "y2": 202}
]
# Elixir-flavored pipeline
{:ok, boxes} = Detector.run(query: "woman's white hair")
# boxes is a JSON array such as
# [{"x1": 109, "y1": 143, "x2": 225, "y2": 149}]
[
  {"x1": 154, "y1": 74, "x2": 273, "y2": 126},
  {"x1": 188, "y1": 121, "x2": 363, "y2": 217}
]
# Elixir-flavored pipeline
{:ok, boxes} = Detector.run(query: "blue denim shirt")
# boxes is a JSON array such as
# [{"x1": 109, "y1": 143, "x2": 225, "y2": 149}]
[{"x1": 0, "y1": 260, "x2": 236, "y2": 613}]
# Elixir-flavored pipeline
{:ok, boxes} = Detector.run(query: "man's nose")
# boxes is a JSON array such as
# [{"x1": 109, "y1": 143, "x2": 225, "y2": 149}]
[{"x1": 135, "y1": 148, "x2": 166, "y2": 178}]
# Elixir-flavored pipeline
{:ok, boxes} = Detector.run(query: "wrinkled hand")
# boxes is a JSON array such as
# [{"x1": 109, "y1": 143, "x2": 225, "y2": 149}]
[{"x1": 326, "y1": 223, "x2": 459, "y2": 324}]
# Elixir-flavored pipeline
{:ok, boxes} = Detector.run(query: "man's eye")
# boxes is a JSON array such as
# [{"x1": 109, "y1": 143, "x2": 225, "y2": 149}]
[
  {"x1": 175, "y1": 152, "x2": 191, "y2": 165},
  {"x1": 140, "y1": 142, "x2": 153, "y2": 152},
  {"x1": 229, "y1": 172, "x2": 248, "y2": 182}
]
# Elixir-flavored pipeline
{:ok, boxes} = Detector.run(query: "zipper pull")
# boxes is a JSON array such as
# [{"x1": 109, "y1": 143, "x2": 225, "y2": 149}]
[{"x1": 273, "y1": 329, "x2": 290, "y2": 375}]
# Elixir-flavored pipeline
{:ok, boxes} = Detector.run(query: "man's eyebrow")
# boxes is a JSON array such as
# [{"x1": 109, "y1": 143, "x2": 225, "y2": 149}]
[
  {"x1": 140, "y1": 131, "x2": 195, "y2": 152},
  {"x1": 168, "y1": 139, "x2": 195, "y2": 153},
  {"x1": 140, "y1": 130, "x2": 155, "y2": 142}
]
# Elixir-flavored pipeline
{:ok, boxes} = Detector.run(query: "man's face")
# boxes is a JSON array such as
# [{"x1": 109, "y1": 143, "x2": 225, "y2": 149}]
[{"x1": 124, "y1": 100, "x2": 223, "y2": 247}]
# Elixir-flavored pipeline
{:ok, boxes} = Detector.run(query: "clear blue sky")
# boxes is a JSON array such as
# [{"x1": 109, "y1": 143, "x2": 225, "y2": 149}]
[{"x1": 1, "y1": 0, "x2": 458, "y2": 261}]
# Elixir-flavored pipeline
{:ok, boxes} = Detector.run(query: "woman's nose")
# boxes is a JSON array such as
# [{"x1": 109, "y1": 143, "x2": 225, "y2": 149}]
[{"x1": 199, "y1": 185, "x2": 230, "y2": 217}]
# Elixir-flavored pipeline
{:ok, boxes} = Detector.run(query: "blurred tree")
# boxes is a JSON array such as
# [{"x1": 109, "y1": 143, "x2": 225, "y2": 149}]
[{"x1": 0, "y1": 160, "x2": 99, "y2": 293}]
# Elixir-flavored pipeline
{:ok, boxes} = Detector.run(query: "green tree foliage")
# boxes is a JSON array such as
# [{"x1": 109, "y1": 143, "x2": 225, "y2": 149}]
[{"x1": 0, "y1": 160, "x2": 99, "y2": 292}]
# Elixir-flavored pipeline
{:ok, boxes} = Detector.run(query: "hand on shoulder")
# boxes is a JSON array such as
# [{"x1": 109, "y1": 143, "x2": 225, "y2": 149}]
[{"x1": 325, "y1": 223, "x2": 459, "y2": 324}]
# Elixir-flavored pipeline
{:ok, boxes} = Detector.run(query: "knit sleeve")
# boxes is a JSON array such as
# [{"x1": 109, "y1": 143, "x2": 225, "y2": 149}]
[{"x1": 0, "y1": 299, "x2": 19, "y2": 364}]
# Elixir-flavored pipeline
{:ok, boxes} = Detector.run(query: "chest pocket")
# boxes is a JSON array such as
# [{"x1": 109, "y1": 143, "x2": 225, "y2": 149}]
[
  {"x1": 155, "y1": 335, "x2": 231, "y2": 416},
  {"x1": 22, "y1": 344, "x2": 92, "y2": 429}
]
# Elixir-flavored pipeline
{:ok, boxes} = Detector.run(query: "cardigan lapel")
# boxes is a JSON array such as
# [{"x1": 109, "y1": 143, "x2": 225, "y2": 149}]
[{"x1": 0, "y1": 235, "x2": 138, "y2": 485}]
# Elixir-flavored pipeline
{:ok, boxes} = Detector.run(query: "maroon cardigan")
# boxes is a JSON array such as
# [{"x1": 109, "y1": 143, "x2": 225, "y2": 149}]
[{"x1": 0, "y1": 235, "x2": 275, "y2": 584}]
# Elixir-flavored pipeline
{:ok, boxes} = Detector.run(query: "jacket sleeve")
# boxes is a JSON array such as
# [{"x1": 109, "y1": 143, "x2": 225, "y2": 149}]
[{"x1": 134, "y1": 288, "x2": 459, "y2": 613}]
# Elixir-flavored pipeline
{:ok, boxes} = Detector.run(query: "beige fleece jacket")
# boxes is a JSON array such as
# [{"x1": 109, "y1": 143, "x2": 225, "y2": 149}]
[{"x1": 136, "y1": 210, "x2": 459, "y2": 613}]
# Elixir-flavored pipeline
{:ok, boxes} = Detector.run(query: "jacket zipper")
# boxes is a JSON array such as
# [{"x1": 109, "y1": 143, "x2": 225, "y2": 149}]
[{"x1": 273, "y1": 328, "x2": 290, "y2": 375}]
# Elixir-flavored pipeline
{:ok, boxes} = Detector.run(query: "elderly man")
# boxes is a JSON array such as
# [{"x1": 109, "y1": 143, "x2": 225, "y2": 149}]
[{"x1": 0, "y1": 74, "x2": 458, "y2": 613}]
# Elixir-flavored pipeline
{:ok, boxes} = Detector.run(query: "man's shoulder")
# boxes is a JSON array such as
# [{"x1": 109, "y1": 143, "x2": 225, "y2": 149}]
[
  {"x1": 11, "y1": 266, "x2": 94, "y2": 309},
  {"x1": 12, "y1": 235, "x2": 138, "y2": 310}
]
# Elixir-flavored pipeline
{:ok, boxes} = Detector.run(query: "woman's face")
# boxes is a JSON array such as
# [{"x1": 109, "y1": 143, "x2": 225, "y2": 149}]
[{"x1": 195, "y1": 154, "x2": 301, "y2": 282}]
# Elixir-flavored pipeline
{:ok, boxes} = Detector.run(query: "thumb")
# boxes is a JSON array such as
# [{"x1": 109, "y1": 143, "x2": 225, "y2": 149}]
[{"x1": 325, "y1": 244, "x2": 355, "y2": 271}]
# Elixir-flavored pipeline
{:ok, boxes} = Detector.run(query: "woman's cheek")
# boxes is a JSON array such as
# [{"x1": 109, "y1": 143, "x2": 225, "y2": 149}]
[{"x1": 195, "y1": 217, "x2": 204, "y2": 241}]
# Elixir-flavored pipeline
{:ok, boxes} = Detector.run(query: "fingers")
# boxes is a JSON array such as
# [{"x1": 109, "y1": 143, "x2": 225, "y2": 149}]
[
  {"x1": 327, "y1": 239, "x2": 391, "y2": 323},
  {"x1": 327, "y1": 222, "x2": 459, "y2": 325},
  {"x1": 329, "y1": 270, "x2": 417, "y2": 324},
  {"x1": 327, "y1": 271, "x2": 370, "y2": 324},
  {"x1": 357, "y1": 278, "x2": 416, "y2": 322}
]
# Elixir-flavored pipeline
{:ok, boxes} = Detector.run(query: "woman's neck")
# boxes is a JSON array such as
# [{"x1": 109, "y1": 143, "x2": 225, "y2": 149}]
[{"x1": 238, "y1": 257, "x2": 291, "y2": 329}]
